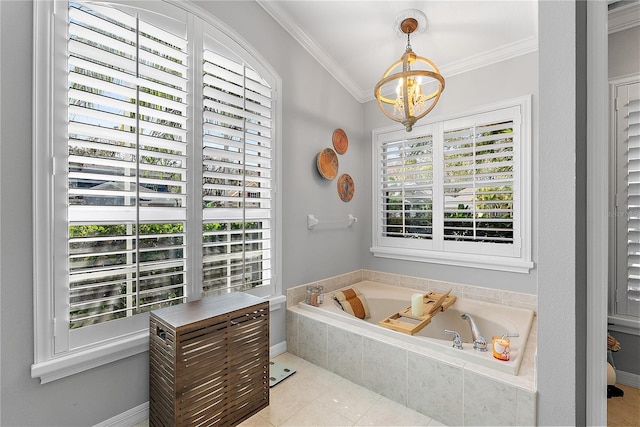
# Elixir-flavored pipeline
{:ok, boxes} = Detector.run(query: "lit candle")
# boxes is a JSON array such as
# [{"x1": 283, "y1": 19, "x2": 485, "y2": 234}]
[{"x1": 411, "y1": 293, "x2": 424, "y2": 316}]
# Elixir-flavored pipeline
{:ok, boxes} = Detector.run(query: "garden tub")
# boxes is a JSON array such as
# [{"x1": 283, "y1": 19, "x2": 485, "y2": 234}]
[{"x1": 299, "y1": 281, "x2": 535, "y2": 375}]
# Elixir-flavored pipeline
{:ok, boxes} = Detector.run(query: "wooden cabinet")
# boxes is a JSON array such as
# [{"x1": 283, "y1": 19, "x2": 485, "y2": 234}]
[{"x1": 149, "y1": 293, "x2": 269, "y2": 426}]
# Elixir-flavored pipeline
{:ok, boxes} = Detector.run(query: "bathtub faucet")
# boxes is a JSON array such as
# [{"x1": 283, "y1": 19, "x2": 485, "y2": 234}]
[{"x1": 461, "y1": 313, "x2": 488, "y2": 351}]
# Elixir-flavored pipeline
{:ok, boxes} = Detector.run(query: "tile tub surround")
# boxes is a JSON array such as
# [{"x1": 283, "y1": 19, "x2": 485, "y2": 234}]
[
  {"x1": 287, "y1": 305, "x2": 537, "y2": 426},
  {"x1": 286, "y1": 271, "x2": 537, "y2": 426},
  {"x1": 300, "y1": 281, "x2": 534, "y2": 376},
  {"x1": 286, "y1": 269, "x2": 538, "y2": 312}
]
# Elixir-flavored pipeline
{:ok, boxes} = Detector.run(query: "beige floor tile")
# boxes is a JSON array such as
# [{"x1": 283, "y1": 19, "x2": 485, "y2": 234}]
[
  {"x1": 280, "y1": 400, "x2": 354, "y2": 426},
  {"x1": 355, "y1": 396, "x2": 435, "y2": 426},
  {"x1": 239, "y1": 412, "x2": 276, "y2": 427},
  {"x1": 258, "y1": 386, "x2": 315, "y2": 426},
  {"x1": 276, "y1": 353, "x2": 344, "y2": 390},
  {"x1": 315, "y1": 378, "x2": 382, "y2": 422},
  {"x1": 260, "y1": 354, "x2": 334, "y2": 424}
]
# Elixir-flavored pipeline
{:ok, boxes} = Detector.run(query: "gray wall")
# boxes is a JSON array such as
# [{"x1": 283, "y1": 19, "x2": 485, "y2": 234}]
[
  {"x1": 537, "y1": 1, "x2": 587, "y2": 425},
  {"x1": 0, "y1": 0, "x2": 595, "y2": 426},
  {"x1": 609, "y1": 24, "x2": 640, "y2": 377},
  {"x1": 194, "y1": 0, "x2": 366, "y2": 289},
  {"x1": 192, "y1": 0, "x2": 366, "y2": 347}
]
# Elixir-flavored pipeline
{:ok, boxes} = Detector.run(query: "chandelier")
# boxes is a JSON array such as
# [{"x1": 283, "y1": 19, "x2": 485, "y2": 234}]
[{"x1": 374, "y1": 15, "x2": 445, "y2": 132}]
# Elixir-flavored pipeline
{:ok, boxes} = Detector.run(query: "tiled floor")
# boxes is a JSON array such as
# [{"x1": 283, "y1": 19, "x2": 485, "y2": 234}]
[
  {"x1": 140, "y1": 352, "x2": 639, "y2": 426},
  {"x1": 239, "y1": 352, "x2": 444, "y2": 426},
  {"x1": 136, "y1": 352, "x2": 444, "y2": 427}
]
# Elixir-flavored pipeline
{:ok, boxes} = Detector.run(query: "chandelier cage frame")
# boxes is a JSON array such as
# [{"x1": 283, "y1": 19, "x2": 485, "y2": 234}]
[{"x1": 374, "y1": 17, "x2": 445, "y2": 132}]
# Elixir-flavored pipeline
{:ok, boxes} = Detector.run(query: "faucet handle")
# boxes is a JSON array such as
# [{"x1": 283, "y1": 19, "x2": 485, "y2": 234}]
[
  {"x1": 501, "y1": 332, "x2": 519, "y2": 339},
  {"x1": 474, "y1": 336, "x2": 488, "y2": 352},
  {"x1": 444, "y1": 329, "x2": 463, "y2": 349}
]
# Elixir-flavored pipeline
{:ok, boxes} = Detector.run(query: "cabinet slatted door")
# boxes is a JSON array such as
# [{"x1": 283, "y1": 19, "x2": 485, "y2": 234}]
[{"x1": 149, "y1": 293, "x2": 269, "y2": 426}]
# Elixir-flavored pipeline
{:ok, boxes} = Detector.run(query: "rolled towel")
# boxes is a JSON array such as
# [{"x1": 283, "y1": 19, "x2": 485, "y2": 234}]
[{"x1": 333, "y1": 288, "x2": 371, "y2": 319}]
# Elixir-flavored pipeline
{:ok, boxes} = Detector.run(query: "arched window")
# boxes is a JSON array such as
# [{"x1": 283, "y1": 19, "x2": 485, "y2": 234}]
[{"x1": 32, "y1": 0, "x2": 281, "y2": 383}]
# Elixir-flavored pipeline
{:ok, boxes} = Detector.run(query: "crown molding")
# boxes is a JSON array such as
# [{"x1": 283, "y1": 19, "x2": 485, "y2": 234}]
[
  {"x1": 256, "y1": 0, "x2": 365, "y2": 102},
  {"x1": 438, "y1": 37, "x2": 538, "y2": 80},
  {"x1": 258, "y1": 1, "x2": 538, "y2": 104},
  {"x1": 608, "y1": 2, "x2": 640, "y2": 34}
]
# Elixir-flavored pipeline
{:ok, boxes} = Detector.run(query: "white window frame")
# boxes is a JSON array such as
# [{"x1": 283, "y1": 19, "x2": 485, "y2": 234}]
[
  {"x1": 32, "y1": 0, "x2": 283, "y2": 383},
  {"x1": 609, "y1": 74, "x2": 640, "y2": 335},
  {"x1": 371, "y1": 96, "x2": 533, "y2": 273}
]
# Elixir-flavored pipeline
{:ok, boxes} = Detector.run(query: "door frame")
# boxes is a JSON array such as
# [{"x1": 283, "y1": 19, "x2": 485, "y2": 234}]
[{"x1": 586, "y1": 1, "x2": 608, "y2": 425}]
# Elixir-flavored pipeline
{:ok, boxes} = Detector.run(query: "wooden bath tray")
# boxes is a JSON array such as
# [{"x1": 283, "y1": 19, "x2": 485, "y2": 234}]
[{"x1": 378, "y1": 290, "x2": 456, "y2": 335}]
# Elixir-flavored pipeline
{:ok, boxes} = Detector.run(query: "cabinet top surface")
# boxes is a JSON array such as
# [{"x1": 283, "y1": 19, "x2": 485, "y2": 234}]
[{"x1": 150, "y1": 293, "x2": 267, "y2": 328}]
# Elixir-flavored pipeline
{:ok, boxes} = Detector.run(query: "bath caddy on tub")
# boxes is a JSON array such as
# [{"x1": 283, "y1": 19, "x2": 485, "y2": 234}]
[{"x1": 378, "y1": 290, "x2": 456, "y2": 335}]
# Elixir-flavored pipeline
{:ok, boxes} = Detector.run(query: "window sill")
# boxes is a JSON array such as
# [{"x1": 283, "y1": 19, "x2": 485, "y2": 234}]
[
  {"x1": 608, "y1": 315, "x2": 640, "y2": 336},
  {"x1": 371, "y1": 246, "x2": 534, "y2": 274},
  {"x1": 31, "y1": 331, "x2": 149, "y2": 384},
  {"x1": 31, "y1": 295, "x2": 286, "y2": 384}
]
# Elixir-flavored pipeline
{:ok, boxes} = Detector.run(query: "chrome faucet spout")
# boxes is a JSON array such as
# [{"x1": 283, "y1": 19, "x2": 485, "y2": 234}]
[
  {"x1": 460, "y1": 313, "x2": 481, "y2": 341},
  {"x1": 461, "y1": 313, "x2": 488, "y2": 351}
]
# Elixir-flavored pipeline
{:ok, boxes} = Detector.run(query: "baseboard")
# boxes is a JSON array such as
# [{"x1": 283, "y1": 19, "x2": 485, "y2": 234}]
[
  {"x1": 616, "y1": 370, "x2": 640, "y2": 389},
  {"x1": 270, "y1": 340, "x2": 287, "y2": 358},
  {"x1": 95, "y1": 341, "x2": 287, "y2": 426},
  {"x1": 93, "y1": 402, "x2": 148, "y2": 427}
]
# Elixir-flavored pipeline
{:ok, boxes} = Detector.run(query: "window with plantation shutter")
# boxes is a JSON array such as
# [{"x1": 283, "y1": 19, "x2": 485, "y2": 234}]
[
  {"x1": 380, "y1": 134, "x2": 434, "y2": 240},
  {"x1": 32, "y1": 0, "x2": 281, "y2": 382},
  {"x1": 613, "y1": 80, "x2": 640, "y2": 320},
  {"x1": 64, "y1": 1, "x2": 189, "y2": 348},
  {"x1": 372, "y1": 98, "x2": 532, "y2": 273},
  {"x1": 443, "y1": 118, "x2": 515, "y2": 245},
  {"x1": 202, "y1": 48, "x2": 273, "y2": 297}
]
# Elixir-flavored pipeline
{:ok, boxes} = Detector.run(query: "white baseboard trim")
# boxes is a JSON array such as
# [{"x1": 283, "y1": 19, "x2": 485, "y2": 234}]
[
  {"x1": 616, "y1": 370, "x2": 640, "y2": 389},
  {"x1": 93, "y1": 402, "x2": 148, "y2": 427},
  {"x1": 270, "y1": 340, "x2": 287, "y2": 358},
  {"x1": 95, "y1": 341, "x2": 288, "y2": 427}
]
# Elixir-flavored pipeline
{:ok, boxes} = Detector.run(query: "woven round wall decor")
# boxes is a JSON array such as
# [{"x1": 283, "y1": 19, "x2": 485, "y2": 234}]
[
  {"x1": 337, "y1": 173, "x2": 354, "y2": 202},
  {"x1": 332, "y1": 128, "x2": 348, "y2": 154},
  {"x1": 316, "y1": 148, "x2": 339, "y2": 180}
]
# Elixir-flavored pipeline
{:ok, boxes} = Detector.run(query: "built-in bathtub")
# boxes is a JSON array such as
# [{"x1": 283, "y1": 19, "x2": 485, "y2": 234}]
[
  {"x1": 287, "y1": 274, "x2": 537, "y2": 426},
  {"x1": 299, "y1": 281, "x2": 534, "y2": 375}
]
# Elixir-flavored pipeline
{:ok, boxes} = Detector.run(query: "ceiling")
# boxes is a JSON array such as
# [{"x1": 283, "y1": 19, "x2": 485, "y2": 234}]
[{"x1": 257, "y1": 1, "x2": 539, "y2": 103}]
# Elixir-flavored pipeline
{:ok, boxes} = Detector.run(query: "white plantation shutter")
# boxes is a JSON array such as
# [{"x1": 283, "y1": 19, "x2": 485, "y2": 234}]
[
  {"x1": 628, "y1": 96, "x2": 640, "y2": 302},
  {"x1": 443, "y1": 119, "x2": 515, "y2": 244},
  {"x1": 67, "y1": 1, "x2": 188, "y2": 330},
  {"x1": 33, "y1": 0, "x2": 281, "y2": 379},
  {"x1": 202, "y1": 48, "x2": 273, "y2": 296},
  {"x1": 616, "y1": 81, "x2": 640, "y2": 313},
  {"x1": 373, "y1": 99, "x2": 530, "y2": 270},
  {"x1": 380, "y1": 134, "x2": 434, "y2": 239}
]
